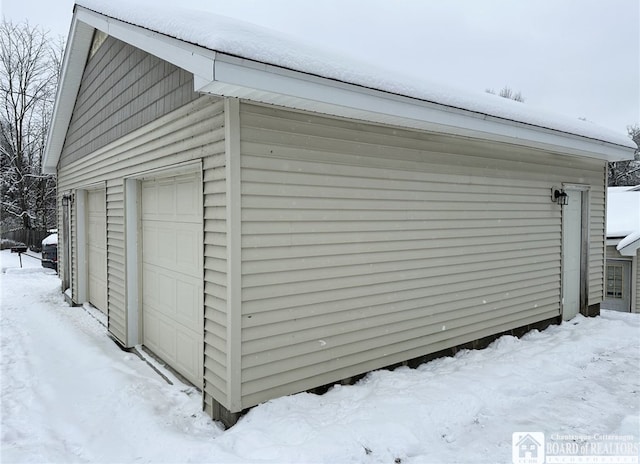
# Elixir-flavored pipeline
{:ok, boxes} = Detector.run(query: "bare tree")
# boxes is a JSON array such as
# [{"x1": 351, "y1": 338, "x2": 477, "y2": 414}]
[
  {"x1": 0, "y1": 19, "x2": 61, "y2": 232},
  {"x1": 486, "y1": 85, "x2": 525, "y2": 103},
  {"x1": 608, "y1": 124, "x2": 640, "y2": 186}
]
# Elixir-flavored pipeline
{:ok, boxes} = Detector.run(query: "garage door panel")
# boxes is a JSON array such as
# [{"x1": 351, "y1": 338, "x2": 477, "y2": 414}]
[
  {"x1": 142, "y1": 222, "x2": 201, "y2": 277},
  {"x1": 141, "y1": 172, "x2": 203, "y2": 387},
  {"x1": 87, "y1": 189, "x2": 107, "y2": 313},
  {"x1": 176, "y1": 178, "x2": 200, "y2": 218},
  {"x1": 175, "y1": 278, "x2": 200, "y2": 325},
  {"x1": 143, "y1": 309, "x2": 176, "y2": 361},
  {"x1": 142, "y1": 264, "x2": 201, "y2": 325},
  {"x1": 158, "y1": 182, "x2": 176, "y2": 215}
]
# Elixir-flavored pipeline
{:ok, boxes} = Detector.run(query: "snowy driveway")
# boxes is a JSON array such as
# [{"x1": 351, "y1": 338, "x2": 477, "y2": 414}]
[{"x1": 1, "y1": 250, "x2": 639, "y2": 463}]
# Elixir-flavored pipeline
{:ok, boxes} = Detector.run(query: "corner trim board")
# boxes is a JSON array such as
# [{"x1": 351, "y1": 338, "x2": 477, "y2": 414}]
[{"x1": 224, "y1": 97, "x2": 242, "y2": 411}]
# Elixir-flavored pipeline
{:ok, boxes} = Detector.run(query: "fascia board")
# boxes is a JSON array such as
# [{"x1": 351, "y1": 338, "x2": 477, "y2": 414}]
[
  {"x1": 203, "y1": 55, "x2": 634, "y2": 162},
  {"x1": 619, "y1": 239, "x2": 640, "y2": 257},
  {"x1": 74, "y1": 8, "x2": 216, "y2": 82},
  {"x1": 618, "y1": 232, "x2": 640, "y2": 256}
]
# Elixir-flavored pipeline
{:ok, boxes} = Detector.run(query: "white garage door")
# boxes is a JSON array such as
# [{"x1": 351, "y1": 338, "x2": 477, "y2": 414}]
[
  {"x1": 141, "y1": 172, "x2": 203, "y2": 387},
  {"x1": 87, "y1": 189, "x2": 107, "y2": 313}
]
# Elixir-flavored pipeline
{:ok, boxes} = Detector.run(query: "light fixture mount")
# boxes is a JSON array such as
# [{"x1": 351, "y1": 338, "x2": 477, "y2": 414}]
[{"x1": 551, "y1": 187, "x2": 568, "y2": 206}]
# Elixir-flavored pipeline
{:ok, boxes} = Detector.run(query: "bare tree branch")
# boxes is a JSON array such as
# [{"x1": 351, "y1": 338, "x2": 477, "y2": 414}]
[
  {"x1": 0, "y1": 19, "x2": 62, "y2": 232},
  {"x1": 608, "y1": 124, "x2": 640, "y2": 187}
]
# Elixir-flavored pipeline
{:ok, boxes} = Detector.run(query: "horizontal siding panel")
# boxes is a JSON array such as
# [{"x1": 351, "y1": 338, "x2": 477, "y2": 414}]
[
  {"x1": 606, "y1": 246, "x2": 624, "y2": 260},
  {"x1": 239, "y1": 108, "x2": 605, "y2": 171},
  {"x1": 205, "y1": 281, "x2": 226, "y2": 300},
  {"x1": 243, "y1": 251, "x2": 558, "y2": 289},
  {"x1": 205, "y1": 306, "x2": 227, "y2": 327},
  {"x1": 243, "y1": 284, "x2": 559, "y2": 346},
  {"x1": 205, "y1": 328, "x2": 227, "y2": 353},
  {"x1": 241, "y1": 207, "x2": 558, "y2": 223},
  {"x1": 243, "y1": 278, "x2": 559, "y2": 331},
  {"x1": 238, "y1": 102, "x2": 603, "y2": 410},
  {"x1": 203, "y1": 370, "x2": 226, "y2": 404},
  {"x1": 242, "y1": 179, "x2": 551, "y2": 200},
  {"x1": 240, "y1": 310, "x2": 554, "y2": 408},
  {"x1": 242, "y1": 140, "x2": 601, "y2": 181},
  {"x1": 241, "y1": 160, "x2": 561, "y2": 191},
  {"x1": 637, "y1": 251, "x2": 640, "y2": 311},
  {"x1": 242, "y1": 191, "x2": 553, "y2": 210},
  {"x1": 204, "y1": 366, "x2": 226, "y2": 395},
  {"x1": 241, "y1": 309, "x2": 556, "y2": 408},
  {"x1": 241, "y1": 305, "x2": 558, "y2": 397},
  {"x1": 243, "y1": 243, "x2": 560, "y2": 275},
  {"x1": 205, "y1": 220, "x2": 226, "y2": 233},
  {"x1": 203, "y1": 158, "x2": 228, "y2": 410},
  {"x1": 203, "y1": 153, "x2": 226, "y2": 170},
  {"x1": 205, "y1": 258, "x2": 226, "y2": 276},
  {"x1": 242, "y1": 226, "x2": 559, "y2": 248},
  {"x1": 205, "y1": 294, "x2": 226, "y2": 313},
  {"x1": 240, "y1": 122, "x2": 604, "y2": 172},
  {"x1": 243, "y1": 236, "x2": 558, "y2": 263},
  {"x1": 241, "y1": 152, "x2": 601, "y2": 187},
  {"x1": 243, "y1": 260, "x2": 557, "y2": 303},
  {"x1": 242, "y1": 217, "x2": 556, "y2": 235},
  {"x1": 241, "y1": 296, "x2": 560, "y2": 376},
  {"x1": 242, "y1": 270, "x2": 558, "y2": 320}
]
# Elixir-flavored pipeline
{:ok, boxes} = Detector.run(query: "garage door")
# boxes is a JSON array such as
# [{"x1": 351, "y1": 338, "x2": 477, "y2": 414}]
[
  {"x1": 87, "y1": 189, "x2": 107, "y2": 313},
  {"x1": 141, "y1": 172, "x2": 203, "y2": 387}
]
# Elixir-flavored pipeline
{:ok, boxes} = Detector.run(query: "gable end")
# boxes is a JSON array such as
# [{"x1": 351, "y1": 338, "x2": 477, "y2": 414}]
[{"x1": 59, "y1": 35, "x2": 200, "y2": 167}]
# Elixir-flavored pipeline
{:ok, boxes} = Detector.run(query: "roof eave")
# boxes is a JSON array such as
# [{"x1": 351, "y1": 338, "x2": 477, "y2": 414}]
[
  {"x1": 201, "y1": 54, "x2": 635, "y2": 162},
  {"x1": 44, "y1": 6, "x2": 636, "y2": 173}
]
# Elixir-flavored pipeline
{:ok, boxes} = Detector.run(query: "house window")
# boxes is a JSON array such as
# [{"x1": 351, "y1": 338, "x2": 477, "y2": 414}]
[{"x1": 606, "y1": 264, "x2": 624, "y2": 299}]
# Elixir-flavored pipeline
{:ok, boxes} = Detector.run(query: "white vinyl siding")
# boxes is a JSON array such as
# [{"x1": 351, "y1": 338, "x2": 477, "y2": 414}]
[
  {"x1": 57, "y1": 97, "x2": 226, "y2": 401},
  {"x1": 237, "y1": 102, "x2": 607, "y2": 409},
  {"x1": 636, "y1": 250, "x2": 640, "y2": 312},
  {"x1": 588, "y1": 170, "x2": 607, "y2": 303},
  {"x1": 203, "y1": 151, "x2": 228, "y2": 411},
  {"x1": 106, "y1": 180, "x2": 126, "y2": 341}
]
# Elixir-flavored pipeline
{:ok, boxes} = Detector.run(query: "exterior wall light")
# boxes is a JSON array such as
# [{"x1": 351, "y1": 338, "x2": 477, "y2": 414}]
[
  {"x1": 551, "y1": 187, "x2": 568, "y2": 205},
  {"x1": 62, "y1": 193, "x2": 74, "y2": 206}
]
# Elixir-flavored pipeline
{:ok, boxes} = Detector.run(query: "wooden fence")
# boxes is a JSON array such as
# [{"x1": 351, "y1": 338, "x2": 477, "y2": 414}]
[{"x1": 1, "y1": 229, "x2": 52, "y2": 251}]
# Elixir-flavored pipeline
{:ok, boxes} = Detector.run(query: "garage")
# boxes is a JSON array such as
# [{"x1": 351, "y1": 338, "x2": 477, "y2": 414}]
[
  {"x1": 87, "y1": 188, "x2": 107, "y2": 313},
  {"x1": 141, "y1": 172, "x2": 204, "y2": 387}
]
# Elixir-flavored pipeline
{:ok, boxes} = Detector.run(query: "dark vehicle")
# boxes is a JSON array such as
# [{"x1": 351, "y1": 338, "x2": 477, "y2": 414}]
[{"x1": 41, "y1": 233, "x2": 58, "y2": 271}]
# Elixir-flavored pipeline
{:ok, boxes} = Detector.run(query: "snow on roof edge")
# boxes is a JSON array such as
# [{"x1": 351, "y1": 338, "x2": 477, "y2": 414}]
[{"x1": 76, "y1": 0, "x2": 635, "y2": 150}]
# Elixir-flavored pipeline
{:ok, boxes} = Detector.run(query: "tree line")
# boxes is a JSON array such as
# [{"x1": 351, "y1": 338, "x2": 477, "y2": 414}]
[{"x1": 1, "y1": 19, "x2": 61, "y2": 234}]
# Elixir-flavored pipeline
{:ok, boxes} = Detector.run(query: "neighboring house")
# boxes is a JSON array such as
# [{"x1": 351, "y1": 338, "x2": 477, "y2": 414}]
[
  {"x1": 43, "y1": 2, "x2": 636, "y2": 426},
  {"x1": 604, "y1": 186, "x2": 640, "y2": 312}
]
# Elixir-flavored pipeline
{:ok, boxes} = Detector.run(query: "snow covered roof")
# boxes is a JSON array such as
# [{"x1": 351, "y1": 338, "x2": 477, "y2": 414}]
[
  {"x1": 43, "y1": 1, "x2": 636, "y2": 173},
  {"x1": 607, "y1": 186, "x2": 640, "y2": 256}
]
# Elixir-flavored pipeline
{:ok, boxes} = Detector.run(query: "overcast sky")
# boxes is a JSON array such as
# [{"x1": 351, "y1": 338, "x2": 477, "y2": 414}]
[{"x1": 3, "y1": 0, "x2": 639, "y2": 136}]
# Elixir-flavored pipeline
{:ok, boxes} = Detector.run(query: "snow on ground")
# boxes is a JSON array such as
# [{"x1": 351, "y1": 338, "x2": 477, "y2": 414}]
[{"x1": 1, "y1": 248, "x2": 639, "y2": 463}]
